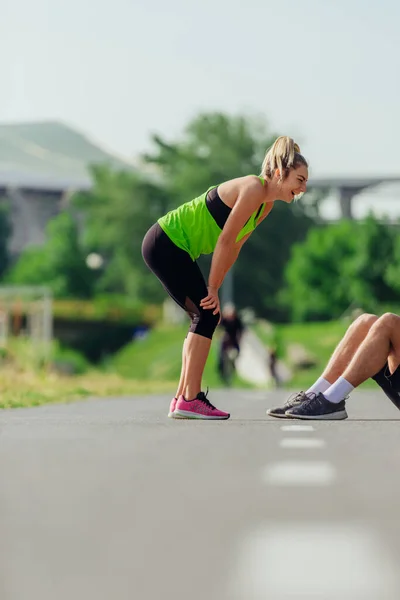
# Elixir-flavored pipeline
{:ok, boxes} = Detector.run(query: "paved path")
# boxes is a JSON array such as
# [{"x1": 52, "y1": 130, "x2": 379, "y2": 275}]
[
  {"x1": 1, "y1": 389, "x2": 399, "y2": 599},
  {"x1": 236, "y1": 329, "x2": 291, "y2": 386}
]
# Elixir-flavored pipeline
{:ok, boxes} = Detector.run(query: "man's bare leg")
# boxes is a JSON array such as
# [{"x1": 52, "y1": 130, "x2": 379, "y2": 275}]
[
  {"x1": 283, "y1": 313, "x2": 400, "y2": 420},
  {"x1": 305, "y1": 313, "x2": 378, "y2": 396},
  {"x1": 321, "y1": 313, "x2": 378, "y2": 383},
  {"x1": 267, "y1": 314, "x2": 379, "y2": 418},
  {"x1": 317, "y1": 312, "x2": 400, "y2": 406},
  {"x1": 342, "y1": 313, "x2": 400, "y2": 387}
]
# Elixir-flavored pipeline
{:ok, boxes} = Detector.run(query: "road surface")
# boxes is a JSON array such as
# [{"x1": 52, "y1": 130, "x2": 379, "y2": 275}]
[{"x1": 1, "y1": 389, "x2": 399, "y2": 599}]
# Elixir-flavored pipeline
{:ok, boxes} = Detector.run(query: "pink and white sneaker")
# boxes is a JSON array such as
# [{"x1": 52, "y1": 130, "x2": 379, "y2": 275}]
[
  {"x1": 174, "y1": 391, "x2": 230, "y2": 420},
  {"x1": 168, "y1": 397, "x2": 178, "y2": 418}
]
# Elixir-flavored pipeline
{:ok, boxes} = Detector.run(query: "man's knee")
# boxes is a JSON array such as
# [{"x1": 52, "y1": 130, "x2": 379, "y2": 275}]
[
  {"x1": 350, "y1": 312, "x2": 378, "y2": 333},
  {"x1": 378, "y1": 312, "x2": 400, "y2": 323},
  {"x1": 375, "y1": 312, "x2": 400, "y2": 332}
]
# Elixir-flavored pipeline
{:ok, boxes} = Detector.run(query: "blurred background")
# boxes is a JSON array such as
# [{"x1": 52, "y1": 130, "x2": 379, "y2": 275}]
[{"x1": 0, "y1": 0, "x2": 399, "y2": 407}]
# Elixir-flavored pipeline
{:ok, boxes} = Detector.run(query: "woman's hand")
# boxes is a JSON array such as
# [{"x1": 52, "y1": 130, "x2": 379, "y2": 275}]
[{"x1": 200, "y1": 286, "x2": 220, "y2": 317}]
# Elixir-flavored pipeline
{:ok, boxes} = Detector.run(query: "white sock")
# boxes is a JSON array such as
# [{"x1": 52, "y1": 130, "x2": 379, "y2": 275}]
[
  {"x1": 323, "y1": 376, "x2": 354, "y2": 404},
  {"x1": 306, "y1": 377, "x2": 331, "y2": 397}
]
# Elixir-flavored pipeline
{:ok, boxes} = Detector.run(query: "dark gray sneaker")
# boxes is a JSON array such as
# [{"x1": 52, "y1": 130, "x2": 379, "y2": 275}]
[
  {"x1": 286, "y1": 392, "x2": 348, "y2": 420},
  {"x1": 267, "y1": 391, "x2": 309, "y2": 419}
]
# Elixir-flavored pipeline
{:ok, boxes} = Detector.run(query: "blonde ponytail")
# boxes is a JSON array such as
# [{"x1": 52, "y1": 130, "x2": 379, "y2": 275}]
[{"x1": 261, "y1": 136, "x2": 307, "y2": 180}]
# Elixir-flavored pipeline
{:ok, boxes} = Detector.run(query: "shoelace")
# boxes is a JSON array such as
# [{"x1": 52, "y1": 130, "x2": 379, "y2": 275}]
[
  {"x1": 285, "y1": 391, "x2": 307, "y2": 407},
  {"x1": 197, "y1": 388, "x2": 217, "y2": 410},
  {"x1": 286, "y1": 391, "x2": 316, "y2": 408},
  {"x1": 297, "y1": 392, "x2": 320, "y2": 410}
]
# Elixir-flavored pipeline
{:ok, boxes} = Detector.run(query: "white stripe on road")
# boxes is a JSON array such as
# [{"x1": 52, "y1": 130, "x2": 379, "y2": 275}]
[
  {"x1": 231, "y1": 524, "x2": 399, "y2": 599},
  {"x1": 280, "y1": 424, "x2": 315, "y2": 432},
  {"x1": 263, "y1": 461, "x2": 336, "y2": 486},
  {"x1": 279, "y1": 437, "x2": 326, "y2": 449}
]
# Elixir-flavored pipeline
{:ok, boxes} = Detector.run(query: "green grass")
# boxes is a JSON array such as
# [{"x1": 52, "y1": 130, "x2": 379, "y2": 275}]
[
  {"x1": 253, "y1": 319, "x2": 376, "y2": 390},
  {"x1": 0, "y1": 326, "x2": 254, "y2": 409},
  {"x1": 0, "y1": 367, "x2": 179, "y2": 409},
  {"x1": 108, "y1": 323, "x2": 253, "y2": 390},
  {"x1": 0, "y1": 336, "x2": 177, "y2": 409},
  {"x1": 277, "y1": 320, "x2": 348, "y2": 389}
]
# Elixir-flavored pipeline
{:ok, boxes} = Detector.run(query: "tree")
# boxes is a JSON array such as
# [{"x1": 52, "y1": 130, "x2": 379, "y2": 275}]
[
  {"x1": 385, "y1": 232, "x2": 400, "y2": 296},
  {"x1": 144, "y1": 112, "x2": 278, "y2": 203},
  {"x1": 73, "y1": 166, "x2": 171, "y2": 301},
  {"x1": 6, "y1": 211, "x2": 95, "y2": 298},
  {"x1": 282, "y1": 221, "x2": 359, "y2": 321},
  {"x1": 237, "y1": 202, "x2": 313, "y2": 319},
  {"x1": 346, "y1": 215, "x2": 397, "y2": 310},
  {"x1": 282, "y1": 215, "x2": 398, "y2": 322}
]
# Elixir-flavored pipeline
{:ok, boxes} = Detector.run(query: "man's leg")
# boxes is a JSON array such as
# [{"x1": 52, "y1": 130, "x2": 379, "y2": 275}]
[
  {"x1": 306, "y1": 313, "x2": 378, "y2": 395},
  {"x1": 287, "y1": 313, "x2": 400, "y2": 420},
  {"x1": 267, "y1": 313, "x2": 377, "y2": 418},
  {"x1": 342, "y1": 313, "x2": 400, "y2": 386}
]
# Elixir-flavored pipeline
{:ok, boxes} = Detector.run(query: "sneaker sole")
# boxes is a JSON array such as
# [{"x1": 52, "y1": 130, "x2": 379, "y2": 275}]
[
  {"x1": 285, "y1": 410, "x2": 348, "y2": 420},
  {"x1": 174, "y1": 409, "x2": 230, "y2": 420},
  {"x1": 168, "y1": 411, "x2": 187, "y2": 419},
  {"x1": 266, "y1": 410, "x2": 293, "y2": 419}
]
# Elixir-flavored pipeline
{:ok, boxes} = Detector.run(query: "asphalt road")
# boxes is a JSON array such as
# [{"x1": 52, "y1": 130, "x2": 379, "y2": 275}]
[{"x1": 1, "y1": 389, "x2": 400, "y2": 600}]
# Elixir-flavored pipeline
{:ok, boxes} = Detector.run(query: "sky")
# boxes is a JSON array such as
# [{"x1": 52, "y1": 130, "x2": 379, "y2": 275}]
[{"x1": 1, "y1": 0, "x2": 400, "y2": 217}]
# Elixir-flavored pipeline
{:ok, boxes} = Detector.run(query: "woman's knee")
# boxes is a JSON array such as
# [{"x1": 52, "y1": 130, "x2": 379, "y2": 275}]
[{"x1": 189, "y1": 308, "x2": 220, "y2": 339}]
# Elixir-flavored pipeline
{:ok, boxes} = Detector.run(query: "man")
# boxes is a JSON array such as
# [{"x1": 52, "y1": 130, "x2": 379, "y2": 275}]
[{"x1": 267, "y1": 312, "x2": 400, "y2": 420}]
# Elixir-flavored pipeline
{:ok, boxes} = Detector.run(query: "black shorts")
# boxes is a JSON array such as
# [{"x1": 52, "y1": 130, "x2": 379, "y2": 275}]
[
  {"x1": 371, "y1": 362, "x2": 400, "y2": 410},
  {"x1": 141, "y1": 222, "x2": 219, "y2": 339}
]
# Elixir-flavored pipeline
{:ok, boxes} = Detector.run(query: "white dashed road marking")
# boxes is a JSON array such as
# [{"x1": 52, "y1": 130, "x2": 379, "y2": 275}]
[
  {"x1": 263, "y1": 461, "x2": 336, "y2": 486},
  {"x1": 231, "y1": 523, "x2": 399, "y2": 599},
  {"x1": 279, "y1": 437, "x2": 326, "y2": 449},
  {"x1": 280, "y1": 424, "x2": 315, "y2": 432}
]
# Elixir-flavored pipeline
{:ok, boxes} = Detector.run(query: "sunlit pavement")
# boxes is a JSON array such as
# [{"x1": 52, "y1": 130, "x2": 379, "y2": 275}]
[{"x1": 1, "y1": 389, "x2": 399, "y2": 600}]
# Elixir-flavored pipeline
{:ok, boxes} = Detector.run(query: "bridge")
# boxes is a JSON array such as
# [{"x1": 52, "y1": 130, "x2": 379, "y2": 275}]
[{"x1": 307, "y1": 176, "x2": 400, "y2": 219}]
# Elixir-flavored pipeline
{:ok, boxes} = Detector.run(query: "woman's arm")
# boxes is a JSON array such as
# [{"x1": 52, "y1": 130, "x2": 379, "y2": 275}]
[
  {"x1": 199, "y1": 232, "x2": 253, "y2": 315},
  {"x1": 200, "y1": 178, "x2": 266, "y2": 315},
  {"x1": 208, "y1": 178, "x2": 265, "y2": 290}
]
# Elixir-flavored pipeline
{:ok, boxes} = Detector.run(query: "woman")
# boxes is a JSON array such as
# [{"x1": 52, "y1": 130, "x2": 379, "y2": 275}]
[{"x1": 142, "y1": 136, "x2": 308, "y2": 420}]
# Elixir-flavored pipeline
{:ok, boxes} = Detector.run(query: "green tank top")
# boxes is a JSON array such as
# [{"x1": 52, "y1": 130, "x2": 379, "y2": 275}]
[{"x1": 158, "y1": 176, "x2": 266, "y2": 260}]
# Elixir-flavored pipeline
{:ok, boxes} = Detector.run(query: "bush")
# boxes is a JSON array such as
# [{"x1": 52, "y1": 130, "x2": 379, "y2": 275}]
[
  {"x1": 50, "y1": 342, "x2": 90, "y2": 375},
  {"x1": 52, "y1": 296, "x2": 161, "y2": 324}
]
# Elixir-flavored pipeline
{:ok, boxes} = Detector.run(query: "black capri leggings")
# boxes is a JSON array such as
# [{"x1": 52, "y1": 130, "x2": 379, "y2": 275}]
[{"x1": 141, "y1": 223, "x2": 220, "y2": 339}]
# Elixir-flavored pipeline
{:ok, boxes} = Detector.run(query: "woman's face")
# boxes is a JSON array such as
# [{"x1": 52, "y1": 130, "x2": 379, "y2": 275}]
[{"x1": 278, "y1": 165, "x2": 308, "y2": 203}]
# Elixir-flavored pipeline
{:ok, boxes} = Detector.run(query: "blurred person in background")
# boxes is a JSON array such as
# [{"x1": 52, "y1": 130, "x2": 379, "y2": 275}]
[
  {"x1": 268, "y1": 346, "x2": 281, "y2": 389},
  {"x1": 142, "y1": 137, "x2": 308, "y2": 420},
  {"x1": 217, "y1": 303, "x2": 244, "y2": 385}
]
